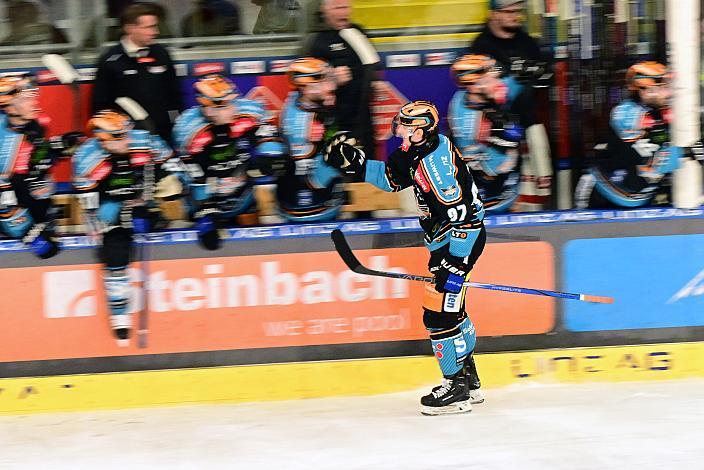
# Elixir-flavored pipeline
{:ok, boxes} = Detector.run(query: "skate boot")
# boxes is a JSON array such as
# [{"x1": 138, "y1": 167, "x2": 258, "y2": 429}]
[
  {"x1": 421, "y1": 371, "x2": 471, "y2": 416},
  {"x1": 110, "y1": 314, "x2": 131, "y2": 342},
  {"x1": 466, "y1": 355, "x2": 485, "y2": 404},
  {"x1": 431, "y1": 355, "x2": 485, "y2": 404}
]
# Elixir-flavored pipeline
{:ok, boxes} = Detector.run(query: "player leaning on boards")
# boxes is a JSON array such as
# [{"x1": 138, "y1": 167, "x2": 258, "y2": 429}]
[
  {"x1": 575, "y1": 61, "x2": 704, "y2": 208},
  {"x1": 448, "y1": 54, "x2": 525, "y2": 213},
  {"x1": 324, "y1": 101, "x2": 486, "y2": 415},
  {"x1": 73, "y1": 110, "x2": 176, "y2": 341},
  {"x1": 276, "y1": 57, "x2": 346, "y2": 222},
  {"x1": 0, "y1": 73, "x2": 81, "y2": 259},
  {"x1": 173, "y1": 73, "x2": 287, "y2": 250}
]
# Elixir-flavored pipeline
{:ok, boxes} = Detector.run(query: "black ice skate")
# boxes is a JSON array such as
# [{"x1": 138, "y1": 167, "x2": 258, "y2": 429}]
[
  {"x1": 466, "y1": 355, "x2": 485, "y2": 404},
  {"x1": 421, "y1": 372, "x2": 471, "y2": 416},
  {"x1": 431, "y1": 356, "x2": 485, "y2": 405}
]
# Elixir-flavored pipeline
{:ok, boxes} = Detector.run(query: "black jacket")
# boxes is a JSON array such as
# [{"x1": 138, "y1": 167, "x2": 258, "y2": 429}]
[
  {"x1": 92, "y1": 42, "x2": 183, "y2": 141},
  {"x1": 470, "y1": 26, "x2": 542, "y2": 72},
  {"x1": 301, "y1": 24, "x2": 380, "y2": 143}
]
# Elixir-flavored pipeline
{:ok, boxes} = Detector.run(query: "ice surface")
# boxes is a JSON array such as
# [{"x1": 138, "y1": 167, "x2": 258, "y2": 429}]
[{"x1": 1, "y1": 379, "x2": 703, "y2": 470}]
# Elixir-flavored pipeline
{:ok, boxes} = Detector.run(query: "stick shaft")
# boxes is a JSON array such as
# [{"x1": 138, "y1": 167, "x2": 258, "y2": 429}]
[{"x1": 330, "y1": 229, "x2": 613, "y2": 304}]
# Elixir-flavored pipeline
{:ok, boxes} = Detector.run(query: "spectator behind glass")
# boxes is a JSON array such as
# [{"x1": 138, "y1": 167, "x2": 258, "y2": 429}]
[
  {"x1": 301, "y1": 0, "x2": 381, "y2": 161},
  {"x1": 181, "y1": 0, "x2": 240, "y2": 37},
  {"x1": 83, "y1": 1, "x2": 174, "y2": 48},
  {"x1": 470, "y1": 0, "x2": 553, "y2": 211},
  {"x1": 92, "y1": 2, "x2": 183, "y2": 141},
  {"x1": 0, "y1": 0, "x2": 67, "y2": 46},
  {"x1": 251, "y1": 0, "x2": 302, "y2": 34}
]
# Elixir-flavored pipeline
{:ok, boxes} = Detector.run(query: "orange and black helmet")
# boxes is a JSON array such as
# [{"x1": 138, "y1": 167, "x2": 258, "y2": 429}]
[
  {"x1": 0, "y1": 73, "x2": 37, "y2": 107},
  {"x1": 194, "y1": 74, "x2": 238, "y2": 107},
  {"x1": 394, "y1": 100, "x2": 440, "y2": 136},
  {"x1": 451, "y1": 54, "x2": 497, "y2": 87},
  {"x1": 626, "y1": 61, "x2": 669, "y2": 91},
  {"x1": 87, "y1": 110, "x2": 133, "y2": 141},
  {"x1": 287, "y1": 57, "x2": 332, "y2": 89}
]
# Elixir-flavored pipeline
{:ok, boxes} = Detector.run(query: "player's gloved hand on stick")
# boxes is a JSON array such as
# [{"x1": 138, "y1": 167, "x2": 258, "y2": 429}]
[
  {"x1": 431, "y1": 256, "x2": 468, "y2": 294},
  {"x1": 323, "y1": 132, "x2": 366, "y2": 176},
  {"x1": 194, "y1": 207, "x2": 221, "y2": 251}
]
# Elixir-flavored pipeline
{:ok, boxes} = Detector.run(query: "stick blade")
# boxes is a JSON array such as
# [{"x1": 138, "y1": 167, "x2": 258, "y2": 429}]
[
  {"x1": 582, "y1": 294, "x2": 614, "y2": 304},
  {"x1": 330, "y1": 229, "x2": 362, "y2": 271},
  {"x1": 115, "y1": 96, "x2": 149, "y2": 121},
  {"x1": 41, "y1": 54, "x2": 80, "y2": 84}
]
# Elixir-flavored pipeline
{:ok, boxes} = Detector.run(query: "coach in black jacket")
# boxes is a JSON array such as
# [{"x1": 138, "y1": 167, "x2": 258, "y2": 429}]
[
  {"x1": 92, "y1": 2, "x2": 182, "y2": 142},
  {"x1": 301, "y1": 0, "x2": 381, "y2": 160}
]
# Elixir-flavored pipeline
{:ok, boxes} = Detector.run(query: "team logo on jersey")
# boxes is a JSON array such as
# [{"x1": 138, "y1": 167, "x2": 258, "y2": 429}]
[{"x1": 441, "y1": 185, "x2": 458, "y2": 197}]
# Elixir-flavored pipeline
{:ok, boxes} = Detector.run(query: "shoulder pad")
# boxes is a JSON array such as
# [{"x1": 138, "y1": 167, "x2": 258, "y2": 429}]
[
  {"x1": 611, "y1": 100, "x2": 647, "y2": 141},
  {"x1": 420, "y1": 135, "x2": 463, "y2": 204},
  {"x1": 235, "y1": 97, "x2": 269, "y2": 122},
  {"x1": 173, "y1": 107, "x2": 209, "y2": 152},
  {"x1": 73, "y1": 138, "x2": 109, "y2": 177},
  {"x1": 0, "y1": 126, "x2": 23, "y2": 177},
  {"x1": 148, "y1": 134, "x2": 174, "y2": 162},
  {"x1": 128, "y1": 129, "x2": 151, "y2": 148}
]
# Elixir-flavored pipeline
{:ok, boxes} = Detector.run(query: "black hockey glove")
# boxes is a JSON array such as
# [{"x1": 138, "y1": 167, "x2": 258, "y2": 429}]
[
  {"x1": 509, "y1": 58, "x2": 548, "y2": 85},
  {"x1": 194, "y1": 207, "x2": 221, "y2": 251},
  {"x1": 485, "y1": 112, "x2": 522, "y2": 150},
  {"x1": 323, "y1": 132, "x2": 367, "y2": 176},
  {"x1": 246, "y1": 154, "x2": 290, "y2": 179},
  {"x1": 23, "y1": 223, "x2": 60, "y2": 259},
  {"x1": 50, "y1": 131, "x2": 84, "y2": 157},
  {"x1": 430, "y1": 257, "x2": 468, "y2": 294},
  {"x1": 132, "y1": 205, "x2": 160, "y2": 234}
]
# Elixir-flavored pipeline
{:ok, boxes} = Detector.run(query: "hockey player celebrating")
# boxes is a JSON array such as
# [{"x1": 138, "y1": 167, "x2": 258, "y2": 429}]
[
  {"x1": 575, "y1": 61, "x2": 700, "y2": 208},
  {"x1": 173, "y1": 74, "x2": 286, "y2": 249},
  {"x1": 73, "y1": 109, "x2": 174, "y2": 340},
  {"x1": 448, "y1": 54, "x2": 525, "y2": 213},
  {"x1": 324, "y1": 100, "x2": 485, "y2": 415},
  {"x1": 0, "y1": 73, "x2": 78, "y2": 259},
  {"x1": 276, "y1": 57, "x2": 345, "y2": 222}
]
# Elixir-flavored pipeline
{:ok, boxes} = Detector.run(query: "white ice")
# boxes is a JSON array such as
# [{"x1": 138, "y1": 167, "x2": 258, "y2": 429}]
[{"x1": 1, "y1": 379, "x2": 703, "y2": 470}]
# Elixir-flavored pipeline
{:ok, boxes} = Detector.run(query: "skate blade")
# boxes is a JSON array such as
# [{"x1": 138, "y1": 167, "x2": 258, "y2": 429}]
[
  {"x1": 421, "y1": 400, "x2": 472, "y2": 416},
  {"x1": 468, "y1": 391, "x2": 485, "y2": 404}
]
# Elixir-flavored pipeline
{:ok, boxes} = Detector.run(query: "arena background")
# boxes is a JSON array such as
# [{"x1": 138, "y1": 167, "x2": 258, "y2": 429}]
[{"x1": 1, "y1": 0, "x2": 703, "y2": 414}]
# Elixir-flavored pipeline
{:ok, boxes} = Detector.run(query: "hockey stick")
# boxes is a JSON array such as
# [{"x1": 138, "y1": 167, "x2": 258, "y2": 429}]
[
  {"x1": 330, "y1": 229, "x2": 614, "y2": 304},
  {"x1": 41, "y1": 53, "x2": 82, "y2": 131},
  {"x1": 116, "y1": 97, "x2": 154, "y2": 348},
  {"x1": 115, "y1": 96, "x2": 156, "y2": 134}
]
